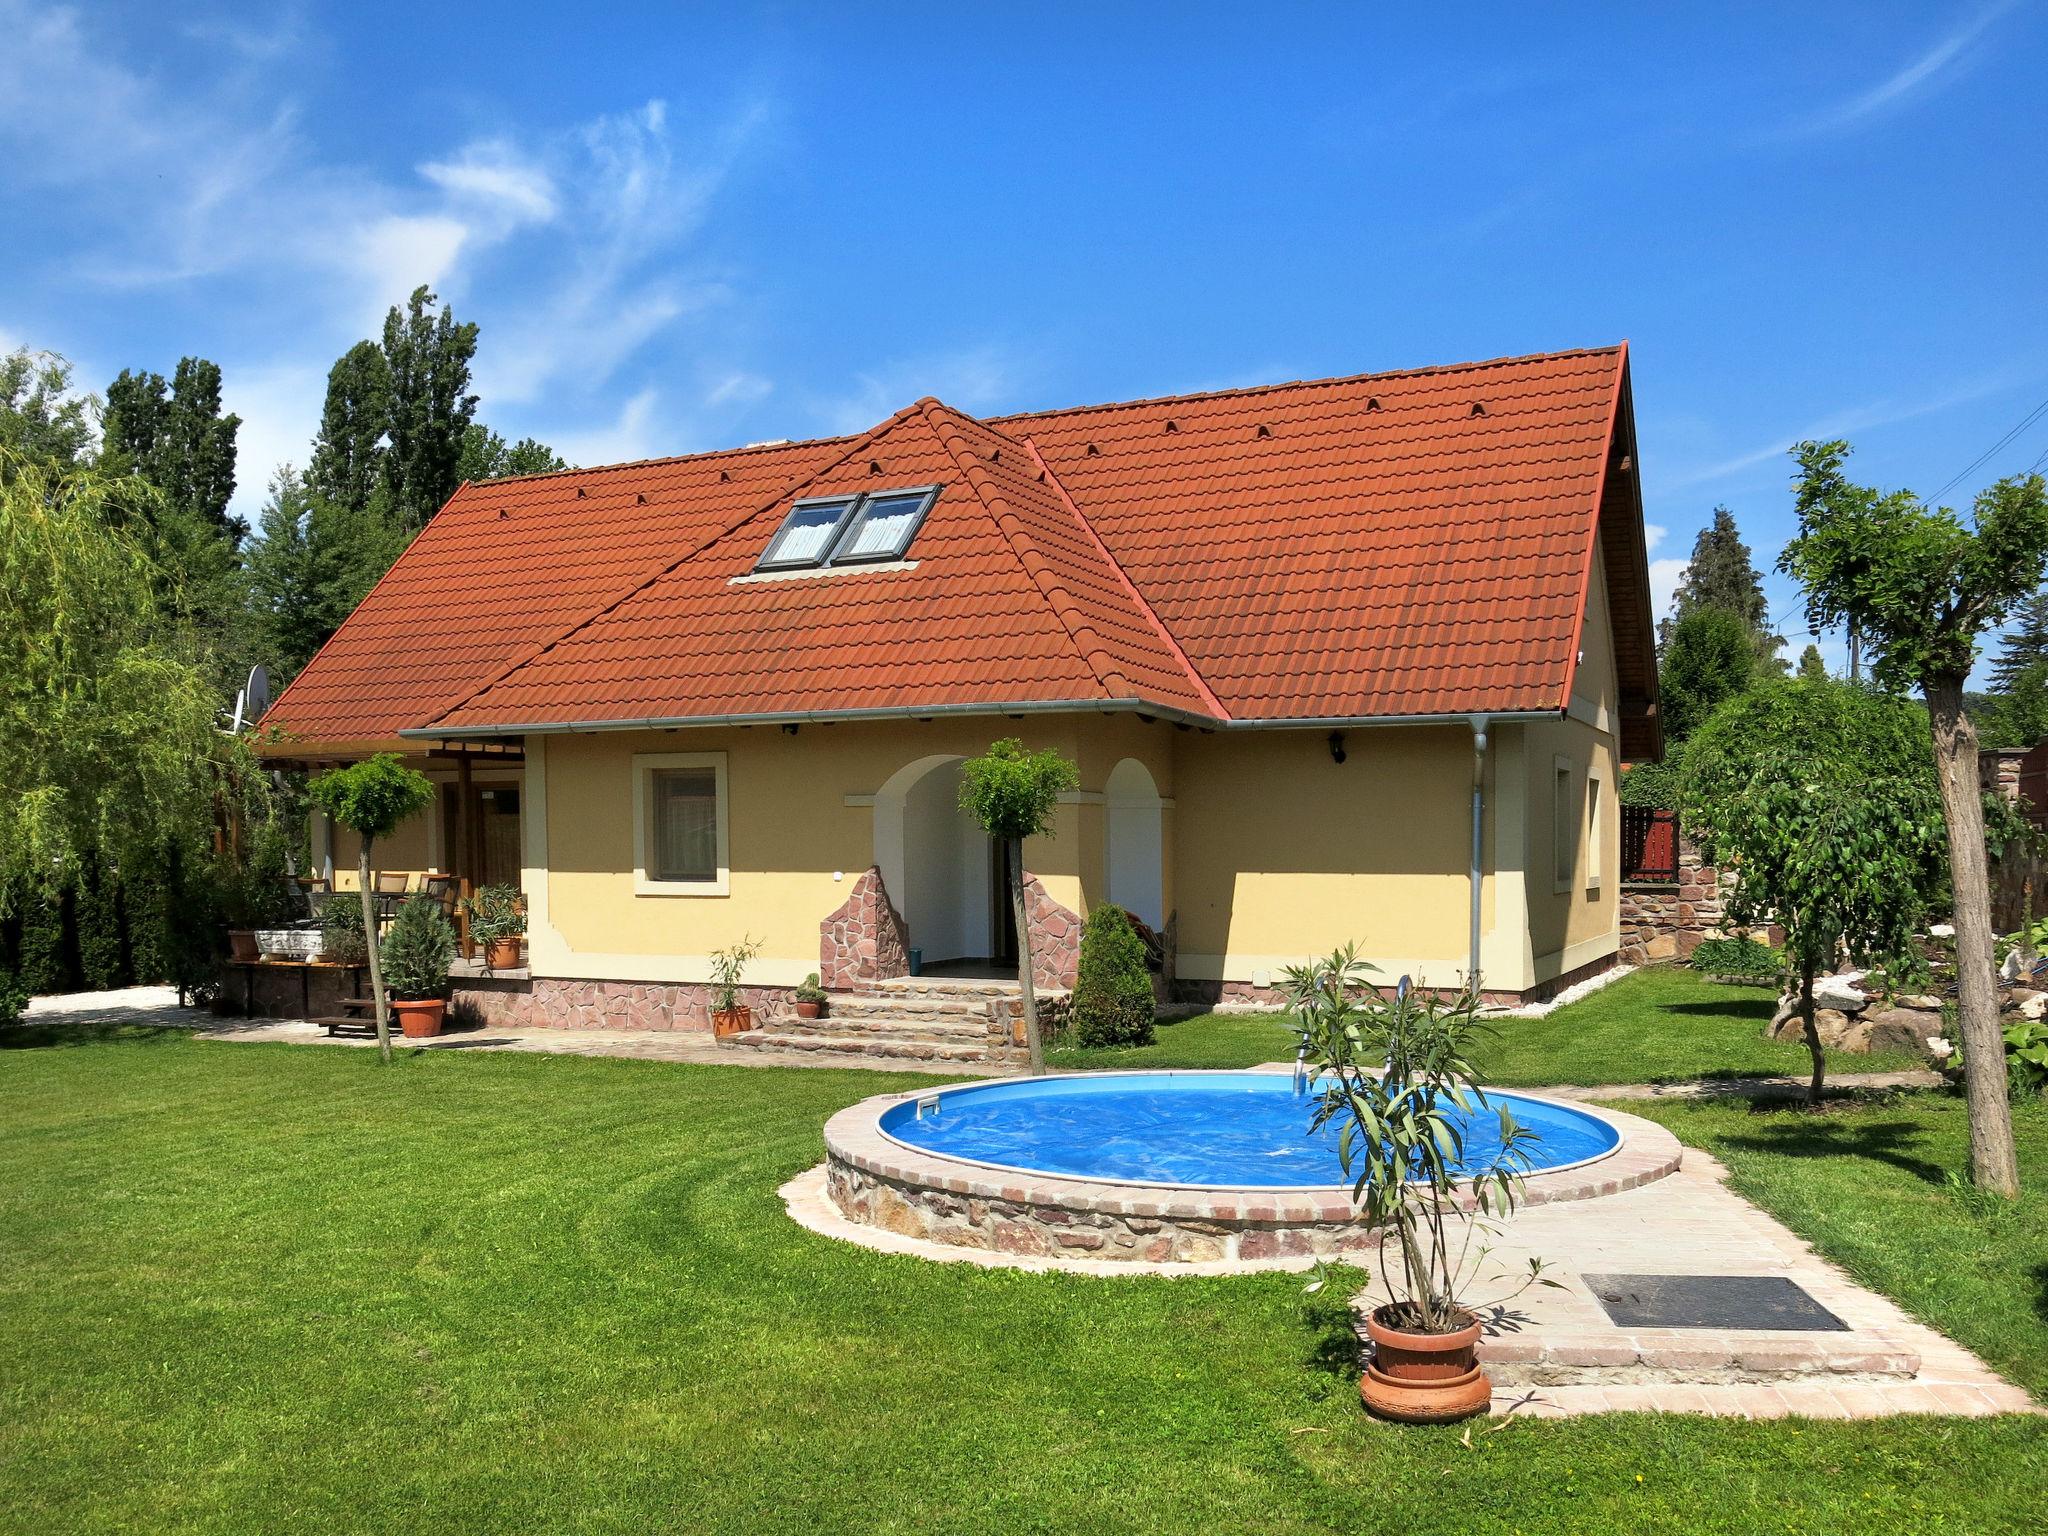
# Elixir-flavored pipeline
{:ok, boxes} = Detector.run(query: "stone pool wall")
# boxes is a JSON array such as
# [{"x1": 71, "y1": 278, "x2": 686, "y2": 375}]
[{"x1": 820, "y1": 1092, "x2": 1683, "y2": 1265}]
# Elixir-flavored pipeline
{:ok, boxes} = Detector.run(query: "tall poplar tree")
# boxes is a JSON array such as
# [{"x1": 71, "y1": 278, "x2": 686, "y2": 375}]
[
  {"x1": 380, "y1": 285, "x2": 479, "y2": 530},
  {"x1": 307, "y1": 341, "x2": 391, "y2": 513},
  {"x1": 104, "y1": 358, "x2": 244, "y2": 542}
]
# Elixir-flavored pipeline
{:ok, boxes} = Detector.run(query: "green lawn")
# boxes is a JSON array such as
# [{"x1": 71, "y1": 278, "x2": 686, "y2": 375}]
[
  {"x1": 2, "y1": 1025, "x2": 2043, "y2": 1534},
  {"x1": 1050, "y1": 966, "x2": 1931, "y2": 1085}
]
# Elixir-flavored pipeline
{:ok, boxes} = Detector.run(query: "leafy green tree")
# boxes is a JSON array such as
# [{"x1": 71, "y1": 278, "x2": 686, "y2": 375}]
[
  {"x1": 0, "y1": 449, "x2": 242, "y2": 911},
  {"x1": 306, "y1": 754, "x2": 435, "y2": 1064},
  {"x1": 307, "y1": 341, "x2": 391, "y2": 513},
  {"x1": 1659, "y1": 606, "x2": 1754, "y2": 741},
  {"x1": 1781, "y1": 440, "x2": 2048, "y2": 1194},
  {"x1": 1682, "y1": 679, "x2": 1946, "y2": 1106},
  {"x1": 1796, "y1": 644, "x2": 1829, "y2": 681},
  {"x1": 1071, "y1": 904, "x2": 1155, "y2": 1047},
  {"x1": 0, "y1": 348, "x2": 94, "y2": 469},
  {"x1": 958, "y1": 739, "x2": 1079, "y2": 1074},
  {"x1": 103, "y1": 357, "x2": 244, "y2": 542},
  {"x1": 1661, "y1": 506, "x2": 1785, "y2": 671},
  {"x1": 458, "y1": 424, "x2": 568, "y2": 482},
  {"x1": 1988, "y1": 591, "x2": 2048, "y2": 694},
  {"x1": 380, "y1": 285, "x2": 479, "y2": 530}
]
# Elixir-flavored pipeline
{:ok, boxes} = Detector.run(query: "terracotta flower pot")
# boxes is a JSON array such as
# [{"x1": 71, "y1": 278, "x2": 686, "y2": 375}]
[
  {"x1": 795, "y1": 999, "x2": 823, "y2": 1020},
  {"x1": 486, "y1": 937, "x2": 522, "y2": 970},
  {"x1": 711, "y1": 1006, "x2": 753, "y2": 1038},
  {"x1": 1359, "y1": 1305, "x2": 1491, "y2": 1423},
  {"x1": 228, "y1": 929, "x2": 260, "y2": 963},
  {"x1": 394, "y1": 998, "x2": 446, "y2": 1038}
]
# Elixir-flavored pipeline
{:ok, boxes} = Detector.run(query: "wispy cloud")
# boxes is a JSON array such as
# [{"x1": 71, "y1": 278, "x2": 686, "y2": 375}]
[
  {"x1": 0, "y1": 3, "x2": 774, "y2": 521},
  {"x1": 806, "y1": 345, "x2": 1031, "y2": 435},
  {"x1": 1782, "y1": 4, "x2": 2014, "y2": 137},
  {"x1": 1659, "y1": 369, "x2": 2031, "y2": 494}
]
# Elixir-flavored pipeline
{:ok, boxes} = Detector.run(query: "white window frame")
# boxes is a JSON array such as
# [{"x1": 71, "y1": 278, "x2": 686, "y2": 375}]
[
  {"x1": 1584, "y1": 768, "x2": 1604, "y2": 894},
  {"x1": 633, "y1": 751, "x2": 730, "y2": 896},
  {"x1": 1551, "y1": 755, "x2": 1576, "y2": 895}
]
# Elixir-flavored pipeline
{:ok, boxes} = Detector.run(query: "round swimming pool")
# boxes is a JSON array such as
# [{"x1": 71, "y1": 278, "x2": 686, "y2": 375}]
[
  {"x1": 820, "y1": 1070, "x2": 1678, "y2": 1266},
  {"x1": 879, "y1": 1071, "x2": 1621, "y2": 1190}
]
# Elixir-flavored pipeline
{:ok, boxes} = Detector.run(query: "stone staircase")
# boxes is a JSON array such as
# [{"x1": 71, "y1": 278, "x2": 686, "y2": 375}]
[{"x1": 722, "y1": 975, "x2": 1067, "y2": 1066}]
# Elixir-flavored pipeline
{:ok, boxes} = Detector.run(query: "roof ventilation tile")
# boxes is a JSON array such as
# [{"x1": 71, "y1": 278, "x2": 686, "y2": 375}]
[
  {"x1": 1470, "y1": 402, "x2": 1487, "y2": 416},
  {"x1": 1365, "y1": 397, "x2": 1381, "y2": 412},
  {"x1": 1255, "y1": 424, "x2": 1273, "y2": 439},
  {"x1": 1164, "y1": 419, "x2": 1179, "y2": 433},
  {"x1": 1084, "y1": 442, "x2": 1100, "y2": 456}
]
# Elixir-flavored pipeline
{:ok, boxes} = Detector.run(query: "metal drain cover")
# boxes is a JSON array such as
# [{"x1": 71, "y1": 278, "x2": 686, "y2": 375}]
[{"x1": 1583, "y1": 1274, "x2": 1849, "y2": 1331}]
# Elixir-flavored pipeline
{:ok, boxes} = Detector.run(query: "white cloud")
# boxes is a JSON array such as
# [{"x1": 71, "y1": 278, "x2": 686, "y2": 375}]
[
  {"x1": 1649, "y1": 557, "x2": 1687, "y2": 628},
  {"x1": 705, "y1": 371, "x2": 773, "y2": 409},
  {"x1": 0, "y1": 8, "x2": 776, "y2": 521},
  {"x1": 1643, "y1": 521, "x2": 1667, "y2": 555},
  {"x1": 1783, "y1": 4, "x2": 2014, "y2": 136},
  {"x1": 551, "y1": 387, "x2": 667, "y2": 468},
  {"x1": 808, "y1": 345, "x2": 1026, "y2": 436},
  {"x1": 418, "y1": 143, "x2": 558, "y2": 224}
]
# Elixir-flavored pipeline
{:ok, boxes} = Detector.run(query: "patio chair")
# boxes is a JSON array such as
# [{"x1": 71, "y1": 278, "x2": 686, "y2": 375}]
[
  {"x1": 371, "y1": 871, "x2": 411, "y2": 926},
  {"x1": 421, "y1": 872, "x2": 460, "y2": 921}
]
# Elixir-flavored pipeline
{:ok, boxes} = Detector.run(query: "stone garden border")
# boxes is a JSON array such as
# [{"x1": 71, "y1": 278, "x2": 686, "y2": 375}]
[{"x1": 818, "y1": 1075, "x2": 1683, "y2": 1267}]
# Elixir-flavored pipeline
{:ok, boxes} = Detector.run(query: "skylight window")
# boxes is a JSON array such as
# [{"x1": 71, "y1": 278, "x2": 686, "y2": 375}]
[{"x1": 752, "y1": 486, "x2": 939, "y2": 573}]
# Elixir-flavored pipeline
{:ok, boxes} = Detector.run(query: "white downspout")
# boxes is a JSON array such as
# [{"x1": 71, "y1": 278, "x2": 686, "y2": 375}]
[{"x1": 1469, "y1": 715, "x2": 1489, "y2": 996}]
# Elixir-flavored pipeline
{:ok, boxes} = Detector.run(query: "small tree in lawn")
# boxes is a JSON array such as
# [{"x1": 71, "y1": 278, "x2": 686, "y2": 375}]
[
  {"x1": 1781, "y1": 442, "x2": 2048, "y2": 1193},
  {"x1": 958, "y1": 739, "x2": 1079, "y2": 1074},
  {"x1": 1683, "y1": 682, "x2": 1947, "y2": 1106},
  {"x1": 307, "y1": 754, "x2": 434, "y2": 1065}
]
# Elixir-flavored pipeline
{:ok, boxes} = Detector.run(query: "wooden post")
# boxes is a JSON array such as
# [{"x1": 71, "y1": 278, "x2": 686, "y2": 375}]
[{"x1": 456, "y1": 753, "x2": 475, "y2": 958}]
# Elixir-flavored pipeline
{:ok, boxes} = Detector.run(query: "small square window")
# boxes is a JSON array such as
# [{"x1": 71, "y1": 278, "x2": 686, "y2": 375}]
[
  {"x1": 757, "y1": 497, "x2": 857, "y2": 571},
  {"x1": 833, "y1": 487, "x2": 939, "y2": 564}
]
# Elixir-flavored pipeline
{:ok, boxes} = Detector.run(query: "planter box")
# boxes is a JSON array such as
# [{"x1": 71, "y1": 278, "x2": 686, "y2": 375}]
[{"x1": 255, "y1": 929, "x2": 323, "y2": 962}]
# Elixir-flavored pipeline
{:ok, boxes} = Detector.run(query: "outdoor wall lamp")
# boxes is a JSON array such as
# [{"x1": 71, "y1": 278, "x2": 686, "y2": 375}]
[{"x1": 1328, "y1": 731, "x2": 1347, "y2": 765}]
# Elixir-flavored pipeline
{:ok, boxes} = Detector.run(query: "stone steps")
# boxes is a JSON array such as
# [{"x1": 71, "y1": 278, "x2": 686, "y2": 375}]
[
  {"x1": 817, "y1": 994, "x2": 990, "y2": 1023},
  {"x1": 723, "y1": 1028, "x2": 990, "y2": 1064},
  {"x1": 776, "y1": 1013, "x2": 990, "y2": 1044}
]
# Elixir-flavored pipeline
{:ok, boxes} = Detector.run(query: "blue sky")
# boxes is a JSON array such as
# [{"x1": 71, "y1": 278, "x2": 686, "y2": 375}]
[{"x1": 4, "y1": 2, "x2": 2045, "y2": 676}]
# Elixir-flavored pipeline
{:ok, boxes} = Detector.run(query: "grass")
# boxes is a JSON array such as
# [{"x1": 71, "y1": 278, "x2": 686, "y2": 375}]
[
  {"x1": 1624, "y1": 1091, "x2": 2048, "y2": 1399},
  {"x1": 1050, "y1": 966, "x2": 1932, "y2": 1085},
  {"x1": 2, "y1": 1025, "x2": 2044, "y2": 1534}
]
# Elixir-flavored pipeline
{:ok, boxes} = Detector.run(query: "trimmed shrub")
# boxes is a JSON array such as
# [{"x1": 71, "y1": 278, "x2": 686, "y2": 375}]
[
  {"x1": 1688, "y1": 934, "x2": 1781, "y2": 984},
  {"x1": 1071, "y1": 904, "x2": 1155, "y2": 1047},
  {"x1": 378, "y1": 895, "x2": 456, "y2": 1001}
]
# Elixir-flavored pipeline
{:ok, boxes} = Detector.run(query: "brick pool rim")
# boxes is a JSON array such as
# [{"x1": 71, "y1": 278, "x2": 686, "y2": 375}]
[{"x1": 822, "y1": 1071, "x2": 1687, "y2": 1264}]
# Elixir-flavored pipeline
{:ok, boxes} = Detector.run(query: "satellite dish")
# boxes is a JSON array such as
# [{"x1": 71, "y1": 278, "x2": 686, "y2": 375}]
[{"x1": 226, "y1": 664, "x2": 272, "y2": 733}]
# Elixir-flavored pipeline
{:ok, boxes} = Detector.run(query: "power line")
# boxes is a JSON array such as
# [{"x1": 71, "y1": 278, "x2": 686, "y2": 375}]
[{"x1": 1929, "y1": 392, "x2": 2048, "y2": 504}]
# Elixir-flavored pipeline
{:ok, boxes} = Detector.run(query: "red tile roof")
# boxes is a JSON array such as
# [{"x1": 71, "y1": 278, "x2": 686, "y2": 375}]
[{"x1": 260, "y1": 345, "x2": 1658, "y2": 754}]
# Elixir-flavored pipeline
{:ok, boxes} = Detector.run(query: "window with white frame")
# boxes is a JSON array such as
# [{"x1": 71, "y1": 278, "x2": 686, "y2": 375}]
[
  {"x1": 634, "y1": 752, "x2": 730, "y2": 895},
  {"x1": 1552, "y1": 757, "x2": 1575, "y2": 893},
  {"x1": 752, "y1": 486, "x2": 940, "y2": 573},
  {"x1": 1585, "y1": 770, "x2": 1604, "y2": 892}
]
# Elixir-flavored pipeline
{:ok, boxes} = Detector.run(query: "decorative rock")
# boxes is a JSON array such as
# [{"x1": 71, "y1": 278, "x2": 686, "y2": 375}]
[
  {"x1": 1644, "y1": 934, "x2": 1679, "y2": 962},
  {"x1": 1843, "y1": 1007, "x2": 1944, "y2": 1057},
  {"x1": 2001, "y1": 949, "x2": 2024, "y2": 981},
  {"x1": 1899, "y1": 994, "x2": 1944, "y2": 1011},
  {"x1": 1930, "y1": 923, "x2": 1956, "y2": 939},
  {"x1": 1812, "y1": 972, "x2": 1870, "y2": 1012},
  {"x1": 2019, "y1": 993, "x2": 2048, "y2": 1021},
  {"x1": 1769, "y1": 1007, "x2": 1853, "y2": 1048}
]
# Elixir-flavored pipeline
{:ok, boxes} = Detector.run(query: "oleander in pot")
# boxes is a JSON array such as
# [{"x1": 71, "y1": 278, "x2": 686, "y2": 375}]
[
  {"x1": 462, "y1": 883, "x2": 527, "y2": 971},
  {"x1": 708, "y1": 936, "x2": 763, "y2": 1037},
  {"x1": 1286, "y1": 947, "x2": 1558, "y2": 1424},
  {"x1": 379, "y1": 894, "x2": 457, "y2": 1038}
]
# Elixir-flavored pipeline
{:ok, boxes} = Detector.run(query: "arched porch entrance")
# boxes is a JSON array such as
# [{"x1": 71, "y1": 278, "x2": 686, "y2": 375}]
[{"x1": 873, "y1": 754, "x2": 1012, "y2": 976}]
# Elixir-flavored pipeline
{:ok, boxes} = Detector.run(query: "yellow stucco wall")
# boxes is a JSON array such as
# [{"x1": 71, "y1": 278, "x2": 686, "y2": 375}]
[
  {"x1": 328, "y1": 804, "x2": 434, "y2": 890},
  {"x1": 527, "y1": 717, "x2": 1178, "y2": 986},
  {"x1": 1170, "y1": 725, "x2": 1492, "y2": 990}
]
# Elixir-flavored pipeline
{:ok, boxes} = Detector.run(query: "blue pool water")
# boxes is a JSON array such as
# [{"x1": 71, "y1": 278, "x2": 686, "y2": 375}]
[{"x1": 879, "y1": 1071, "x2": 1621, "y2": 1189}]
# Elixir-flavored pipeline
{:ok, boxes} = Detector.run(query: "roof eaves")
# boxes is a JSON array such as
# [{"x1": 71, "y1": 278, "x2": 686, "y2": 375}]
[{"x1": 1557, "y1": 342, "x2": 1631, "y2": 712}]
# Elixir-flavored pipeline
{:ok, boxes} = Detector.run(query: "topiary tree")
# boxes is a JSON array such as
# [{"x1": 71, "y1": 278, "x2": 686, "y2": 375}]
[
  {"x1": 1781, "y1": 442, "x2": 2048, "y2": 1194},
  {"x1": 1071, "y1": 904, "x2": 1155, "y2": 1048},
  {"x1": 306, "y1": 754, "x2": 434, "y2": 1064},
  {"x1": 958, "y1": 738, "x2": 1079, "y2": 1074},
  {"x1": 1681, "y1": 678, "x2": 1947, "y2": 1105}
]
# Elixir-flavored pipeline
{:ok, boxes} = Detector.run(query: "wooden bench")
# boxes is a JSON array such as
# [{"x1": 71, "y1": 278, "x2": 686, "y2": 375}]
[{"x1": 310, "y1": 997, "x2": 379, "y2": 1036}]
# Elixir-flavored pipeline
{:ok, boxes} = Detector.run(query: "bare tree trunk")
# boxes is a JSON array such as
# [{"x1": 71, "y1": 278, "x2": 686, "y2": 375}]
[
  {"x1": 1798, "y1": 960, "x2": 1824, "y2": 1109},
  {"x1": 1009, "y1": 836, "x2": 1042, "y2": 1075},
  {"x1": 1925, "y1": 674, "x2": 2020, "y2": 1197},
  {"x1": 359, "y1": 837, "x2": 392, "y2": 1066}
]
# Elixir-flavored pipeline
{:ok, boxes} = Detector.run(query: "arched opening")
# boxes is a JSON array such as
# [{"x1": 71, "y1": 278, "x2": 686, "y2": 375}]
[
  {"x1": 873, "y1": 754, "x2": 1005, "y2": 972},
  {"x1": 1105, "y1": 758, "x2": 1165, "y2": 929}
]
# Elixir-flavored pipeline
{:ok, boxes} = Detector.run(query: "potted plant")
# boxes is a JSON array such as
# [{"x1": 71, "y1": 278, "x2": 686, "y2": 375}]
[
  {"x1": 462, "y1": 883, "x2": 527, "y2": 971},
  {"x1": 1286, "y1": 947, "x2": 1556, "y2": 1424},
  {"x1": 708, "y1": 936, "x2": 763, "y2": 1037},
  {"x1": 794, "y1": 971, "x2": 828, "y2": 1020},
  {"x1": 379, "y1": 893, "x2": 457, "y2": 1038}
]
